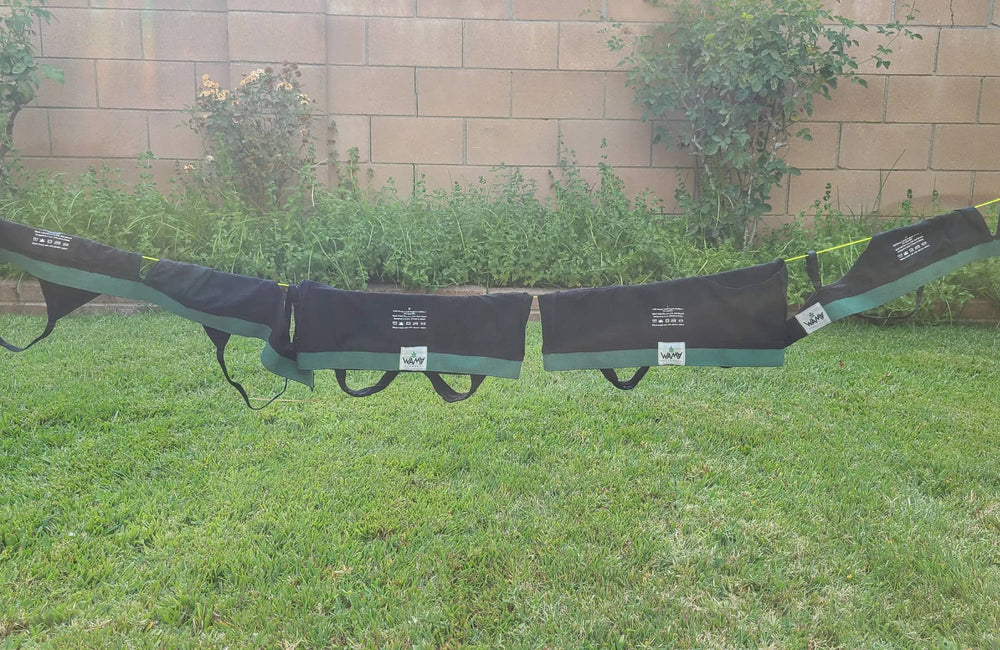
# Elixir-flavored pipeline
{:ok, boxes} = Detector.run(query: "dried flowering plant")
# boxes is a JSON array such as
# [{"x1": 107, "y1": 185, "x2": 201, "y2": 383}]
[{"x1": 185, "y1": 63, "x2": 316, "y2": 212}]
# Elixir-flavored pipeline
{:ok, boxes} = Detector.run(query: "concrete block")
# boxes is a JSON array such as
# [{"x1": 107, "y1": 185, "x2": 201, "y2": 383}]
[
  {"x1": 327, "y1": 15, "x2": 366, "y2": 65},
  {"x1": 607, "y1": 0, "x2": 674, "y2": 22},
  {"x1": 371, "y1": 117, "x2": 464, "y2": 164},
  {"x1": 559, "y1": 119, "x2": 652, "y2": 167},
  {"x1": 91, "y1": 0, "x2": 226, "y2": 8},
  {"x1": 328, "y1": 66, "x2": 415, "y2": 115},
  {"x1": 419, "y1": 0, "x2": 507, "y2": 19},
  {"x1": 613, "y1": 166, "x2": 687, "y2": 210},
  {"x1": 788, "y1": 169, "x2": 973, "y2": 216},
  {"x1": 820, "y1": 0, "x2": 890, "y2": 24},
  {"x1": 980, "y1": 78, "x2": 1000, "y2": 123},
  {"x1": 604, "y1": 72, "x2": 643, "y2": 120},
  {"x1": 329, "y1": 115, "x2": 371, "y2": 162},
  {"x1": 464, "y1": 20, "x2": 558, "y2": 69},
  {"x1": 327, "y1": 0, "x2": 414, "y2": 16},
  {"x1": 512, "y1": 71, "x2": 604, "y2": 118},
  {"x1": 885, "y1": 76, "x2": 980, "y2": 123},
  {"x1": 938, "y1": 28, "x2": 1000, "y2": 76},
  {"x1": 839, "y1": 123, "x2": 931, "y2": 170},
  {"x1": 140, "y1": 10, "x2": 229, "y2": 61},
  {"x1": 782, "y1": 122, "x2": 840, "y2": 170},
  {"x1": 418, "y1": 69, "x2": 511, "y2": 117},
  {"x1": 12, "y1": 109, "x2": 50, "y2": 157},
  {"x1": 559, "y1": 21, "x2": 631, "y2": 71},
  {"x1": 808, "y1": 76, "x2": 885, "y2": 122},
  {"x1": 49, "y1": 109, "x2": 149, "y2": 158},
  {"x1": 853, "y1": 27, "x2": 938, "y2": 75},
  {"x1": 229, "y1": 0, "x2": 323, "y2": 10},
  {"x1": 933, "y1": 125, "x2": 1000, "y2": 171},
  {"x1": 34, "y1": 59, "x2": 97, "y2": 108},
  {"x1": 515, "y1": 0, "x2": 601, "y2": 20},
  {"x1": 39, "y1": 8, "x2": 142, "y2": 59},
  {"x1": 907, "y1": 0, "x2": 991, "y2": 26},
  {"x1": 228, "y1": 11, "x2": 326, "y2": 64},
  {"x1": 467, "y1": 119, "x2": 559, "y2": 166},
  {"x1": 148, "y1": 111, "x2": 202, "y2": 159},
  {"x1": 97, "y1": 61, "x2": 194, "y2": 110},
  {"x1": 369, "y1": 18, "x2": 463, "y2": 67}
]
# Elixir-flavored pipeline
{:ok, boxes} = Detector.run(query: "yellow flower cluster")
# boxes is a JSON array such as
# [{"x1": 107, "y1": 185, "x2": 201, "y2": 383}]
[
  {"x1": 199, "y1": 74, "x2": 228, "y2": 101},
  {"x1": 239, "y1": 69, "x2": 266, "y2": 87}
]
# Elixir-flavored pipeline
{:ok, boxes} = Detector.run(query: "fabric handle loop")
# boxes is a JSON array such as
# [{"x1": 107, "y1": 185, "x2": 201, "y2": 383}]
[
  {"x1": 0, "y1": 317, "x2": 56, "y2": 352},
  {"x1": 334, "y1": 369, "x2": 399, "y2": 397},
  {"x1": 203, "y1": 326, "x2": 288, "y2": 410},
  {"x1": 805, "y1": 250, "x2": 823, "y2": 291},
  {"x1": 600, "y1": 367, "x2": 650, "y2": 390},
  {"x1": 424, "y1": 372, "x2": 485, "y2": 402}
]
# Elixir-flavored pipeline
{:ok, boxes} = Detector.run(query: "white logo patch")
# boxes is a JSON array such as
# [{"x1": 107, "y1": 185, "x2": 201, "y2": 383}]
[
  {"x1": 399, "y1": 346, "x2": 428, "y2": 371},
  {"x1": 795, "y1": 302, "x2": 831, "y2": 334},
  {"x1": 31, "y1": 230, "x2": 71, "y2": 251},
  {"x1": 657, "y1": 342, "x2": 686, "y2": 366}
]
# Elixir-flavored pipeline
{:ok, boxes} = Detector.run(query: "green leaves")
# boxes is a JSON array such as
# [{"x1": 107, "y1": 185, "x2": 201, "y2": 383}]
[
  {"x1": 617, "y1": 0, "x2": 916, "y2": 249},
  {"x1": 0, "y1": 0, "x2": 61, "y2": 187}
]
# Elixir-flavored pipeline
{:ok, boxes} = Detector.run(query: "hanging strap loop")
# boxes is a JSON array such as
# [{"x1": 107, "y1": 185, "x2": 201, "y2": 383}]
[
  {"x1": 600, "y1": 367, "x2": 650, "y2": 390},
  {"x1": 0, "y1": 281, "x2": 99, "y2": 353},
  {"x1": 203, "y1": 326, "x2": 288, "y2": 410},
  {"x1": 424, "y1": 372, "x2": 485, "y2": 402},
  {"x1": 804, "y1": 250, "x2": 823, "y2": 291},
  {"x1": 334, "y1": 369, "x2": 399, "y2": 397}
]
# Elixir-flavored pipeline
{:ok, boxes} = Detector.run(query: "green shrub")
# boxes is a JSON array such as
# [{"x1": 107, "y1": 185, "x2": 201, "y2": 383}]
[
  {"x1": 184, "y1": 64, "x2": 318, "y2": 213},
  {"x1": 0, "y1": 0, "x2": 62, "y2": 188},
  {"x1": 611, "y1": 0, "x2": 917, "y2": 248}
]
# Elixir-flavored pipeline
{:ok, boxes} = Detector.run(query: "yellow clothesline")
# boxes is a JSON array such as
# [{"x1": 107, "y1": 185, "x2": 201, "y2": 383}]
[{"x1": 141, "y1": 197, "x2": 1000, "y2": 291}]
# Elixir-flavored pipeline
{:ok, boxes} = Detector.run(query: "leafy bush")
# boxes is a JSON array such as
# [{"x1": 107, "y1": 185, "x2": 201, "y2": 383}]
[
  {"x1": 612, "y1": 0, "x2": 917, "y2": 248},
  {"x1": 184, "y1": 64, "x2": 318, "y2": 213},
  {"x1": 0, "y1": 0, "x2": 62, "y2": 188}
]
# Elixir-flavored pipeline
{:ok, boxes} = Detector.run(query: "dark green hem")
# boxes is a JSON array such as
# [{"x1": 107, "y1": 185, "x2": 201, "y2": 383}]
[
  {"x1": 824, "y1": 240, "x2": 1000, "y2": 321},
  {"x1": 542, "y1": 348, "x2": 785, "y2": 371},
  {"x1": 296, "y1": 350, "x2": 522, "y2": 379},
  {"x1": 0, "y1": 250, "x2": 312, "y2": 386}
]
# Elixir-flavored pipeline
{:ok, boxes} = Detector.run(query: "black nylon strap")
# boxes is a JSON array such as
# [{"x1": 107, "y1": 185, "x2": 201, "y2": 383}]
[
  {"x1": 203, "y1": 326, "x2": 288, "y2": 409},
  {"x1": 0, "y1": 281, "x2": 100, "y2": 353},
  {"x1": 600, "y1": 367, "x2": 650, "y2": 390},
  {"x1": 805, "y1": 250, "x2": 823, "y2": 291},
  {"x1": 424, "y1": 372, "x2": 485, "y2": 402},
  {"x1": 0, "y1": 317, "x2": 57, "y2": 352},
  {"x1": 334, "y1": 369, "x2": 399, "y2": 397},
  {"x1": 856, "y1": 285, "x2": 925, "y2": 325}
]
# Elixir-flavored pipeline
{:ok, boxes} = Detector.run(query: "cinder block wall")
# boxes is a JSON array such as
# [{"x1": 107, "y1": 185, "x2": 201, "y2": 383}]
[{"x1": 15, "y1": 0, "x2": 1000, "y2": 221}]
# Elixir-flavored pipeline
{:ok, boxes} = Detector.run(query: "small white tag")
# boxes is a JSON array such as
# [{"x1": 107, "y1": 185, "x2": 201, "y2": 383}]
[
  {"x1": 795, "y1": 303, "x2": 831, "y2": 334},
  {"x1": 657, "y1": 342, "x2": 686, "y2": 366},
  {"x1": 399, "y1": 346, "x2": 428, "y2": 371}
]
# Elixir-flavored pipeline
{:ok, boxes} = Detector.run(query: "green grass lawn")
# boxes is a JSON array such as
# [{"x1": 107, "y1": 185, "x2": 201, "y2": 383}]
[{"x1": 1, "y1": 313, "x2": 999, "y2": 648}]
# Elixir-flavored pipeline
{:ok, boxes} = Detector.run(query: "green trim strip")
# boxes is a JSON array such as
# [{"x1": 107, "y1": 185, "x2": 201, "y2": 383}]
[
  {"x1": 0, "y1": 250, "x2": 313, "y2": 386},
  {"x1": 824, "y1": 240, "x2": 1000, "y2": 321},
  {"x1": 542, "y1": 348, "x2": 784, "y2": 371},
  {"x1": 297, "y1": 350, "x2": 523, "y2": 379}
]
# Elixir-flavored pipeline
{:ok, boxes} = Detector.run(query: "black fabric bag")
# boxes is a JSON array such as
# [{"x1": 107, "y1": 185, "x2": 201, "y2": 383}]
[
  {"x1": 539, "y1": 260, "x2": 789, "y2": 390},
  {"x1": 293, "y1": 280, "x2": 532, "y2": 402},
  {"x1": 786, "y1": 207, "x2": 1000, "y2": 343},
  {"x1": 0, "y1": 219, "x2": 309, "y2": 408},
  {"x1": 0, "y1": 219, "x2": 145, "y2": 351},
  {"x1": 141, "y1": 260, "x2": 313, "y2": 408}
]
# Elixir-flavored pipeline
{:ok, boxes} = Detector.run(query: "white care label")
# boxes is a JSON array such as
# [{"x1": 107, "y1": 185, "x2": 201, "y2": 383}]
[
  {"x1": 657, "y1": 342, "x2": 686, "y2": 366},
  {"x1": 651, "y1": 306, "x2": 685, "y2": 327},
  {"x1": 892, "y1": 233, "x2": 930, "y2": 262},
  {"x1": 392, "y1": 308, "x2": 427, "y2": 330},
  {"x1": 795, "y1": 302, "x2": 831, "y2": 334},
  {"x1": 31, "y1": 229, "x2": 71, "y2": 251},
  {"x1": 399, "y1": 346, "x2": 428, "y2": 371}
]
